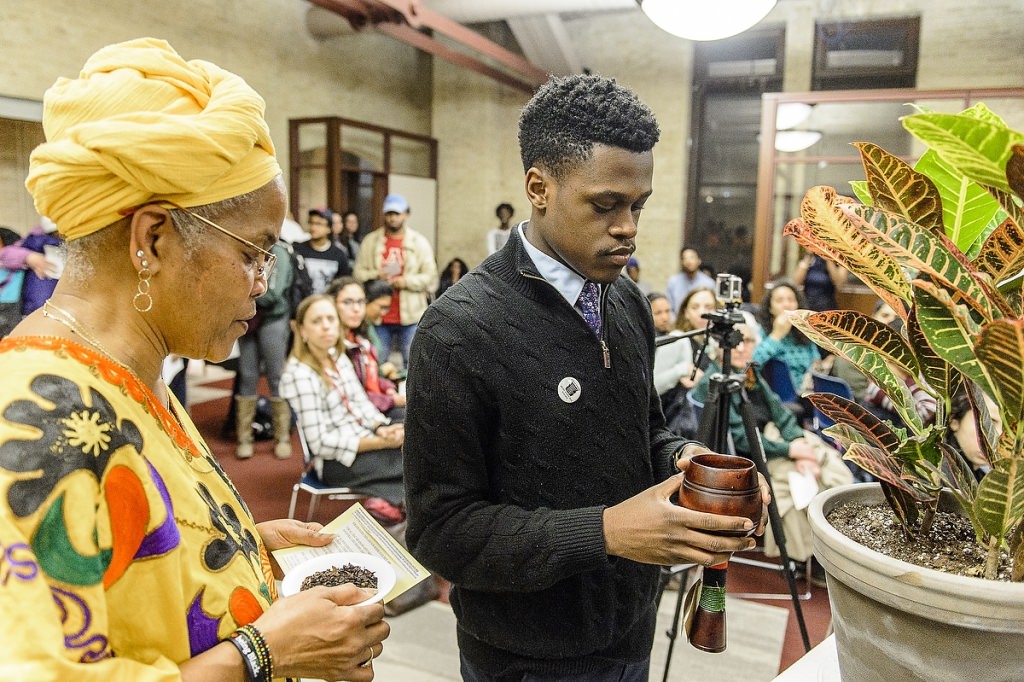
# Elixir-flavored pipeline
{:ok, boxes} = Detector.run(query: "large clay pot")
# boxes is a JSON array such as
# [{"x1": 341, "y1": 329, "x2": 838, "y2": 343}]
[{"x1": 808, "y1": 483, "x2": 1024, "y2": 682}]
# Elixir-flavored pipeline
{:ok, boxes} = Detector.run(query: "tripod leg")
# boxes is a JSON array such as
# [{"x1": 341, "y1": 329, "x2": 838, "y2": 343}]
[{"x1": 736, "y1": 396, "x2": 812, "y2": 653}]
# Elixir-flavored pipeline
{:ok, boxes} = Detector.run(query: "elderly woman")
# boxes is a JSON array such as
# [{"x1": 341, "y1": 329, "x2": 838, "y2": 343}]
[{"x1": 0, "y1": 39, "x2": 387, "y2": 681}]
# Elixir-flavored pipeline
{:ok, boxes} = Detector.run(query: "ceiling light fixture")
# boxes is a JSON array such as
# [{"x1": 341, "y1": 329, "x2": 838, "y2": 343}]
[
  {"x1": 775, "y1": 102, "x2": 814, "y2": 130},
  {"x1": 638, "y1": 0, "x2": 778, "y2": 41},
  {"x1": 774, "y1": 130, "x2": 823, "y2": 153}
]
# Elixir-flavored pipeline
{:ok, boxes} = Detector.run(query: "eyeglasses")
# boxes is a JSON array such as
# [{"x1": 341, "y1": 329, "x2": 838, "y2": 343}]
[
  {"x1": 161, "y1": 202, "x2": 277, "y2": 281},
  {"x1": 338, "y1": 298, "x2": 367, "y2": 308}
]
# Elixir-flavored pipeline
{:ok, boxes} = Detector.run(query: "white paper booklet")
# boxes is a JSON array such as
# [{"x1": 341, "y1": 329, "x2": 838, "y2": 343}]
[{"x1": 271, "y1": 503, "x2": 431, "y2": 602}]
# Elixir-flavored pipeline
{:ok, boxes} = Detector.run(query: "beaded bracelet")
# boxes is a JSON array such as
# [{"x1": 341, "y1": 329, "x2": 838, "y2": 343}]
[{"x1": 228, "y1": 624, "x2": 275, "y2": 682}]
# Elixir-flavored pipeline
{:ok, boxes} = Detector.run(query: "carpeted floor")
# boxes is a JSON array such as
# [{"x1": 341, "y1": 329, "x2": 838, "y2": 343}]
[{"x1": 185, "y1": 363, "x2": 832, "y2": 677}]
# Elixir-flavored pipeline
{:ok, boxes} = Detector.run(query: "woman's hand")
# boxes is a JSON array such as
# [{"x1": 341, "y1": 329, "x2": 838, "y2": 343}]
[
  {"x1": 257, "y1": 519, "x2": 335, "y2": 579},
  {"x1": 256, "y1": 585, "x2": 390, "y2": 681},
  {"x1": 376, "y1": 424, "x2": 404, "y2": 448},
  {"x1": 770, "y1": 312, "x2": 792, "y2": 340}
]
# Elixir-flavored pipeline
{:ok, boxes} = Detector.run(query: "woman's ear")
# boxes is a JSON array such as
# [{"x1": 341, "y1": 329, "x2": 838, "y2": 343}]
[{"x1": 128, "y1": 204, "x2": 174, "y2": 273}]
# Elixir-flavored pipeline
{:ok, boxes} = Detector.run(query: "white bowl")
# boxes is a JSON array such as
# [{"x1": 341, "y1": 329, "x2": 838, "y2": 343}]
[{"x1": 280, "y1": 552, "x2": 397, "y2": 603}]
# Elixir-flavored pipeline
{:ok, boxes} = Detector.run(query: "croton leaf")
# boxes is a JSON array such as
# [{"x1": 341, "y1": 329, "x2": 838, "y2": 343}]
[
  {"x1": 907, "y1": 307, "x2": 961, "y2": 403},
  {"x1": 850, "y1": 180, "x2": 873, "y2": 205},
  {"x1": 1008, "y1": 144, "x2": 1024, "y2": 201},
  {"x1": 806, "y1": 392, "x2": 901, "y2": 451},
  {"x1": 855, "y1": 142, "x2": 943, "y2": 234},
  {"x1": 976, "y1": 216, "x2": 1024, "y2": 285},
  {"x1": 912, "y1": 279, "x2": 997, "y2": 400},
  {"x1": 939, "y1": 441, "x2": 979, "y2": 501},
  {"x1": 974, "y1": 457, "x2": 1024, "y2": 540},
  {"x1": 845, "y1": 203, "x2": 997, "y2": 321},
  {"x1": 844, "y1": 443, "x2": 912, "y2": 492},
  {"x1": 789, "y1": 186, "x2": 913, "y2": 312},
  {"x1": 993, "y1": 426, "x2": 1020, "y2": 468},
  {"x1": 902, "y1": 108, "x2": 1024, "y2": 195},
  {"x1": 914, "y1": 148, "x2": 1001, "y2": 255},
  {"x1": 793, "y1": 312, "x2": 922, "y2": 432},
  {"x1": 976, "y1": 318, "x2": 1024, "y2": 428},
  {"x1": 879, "y1": 476, "x2": 923, "y2": 538},
  {"x1": 822, "y1": 422, "x2": 871, "y2": 449}
]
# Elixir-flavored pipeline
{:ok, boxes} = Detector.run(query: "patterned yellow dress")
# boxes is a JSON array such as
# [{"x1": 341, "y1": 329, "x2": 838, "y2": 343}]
[{"x1": 0, "y1": 337, "x2": 278, "y2": 680}]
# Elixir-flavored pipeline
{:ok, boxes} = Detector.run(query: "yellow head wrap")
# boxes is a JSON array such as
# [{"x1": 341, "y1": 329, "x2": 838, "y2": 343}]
[{"x1": 26, "y1": 37, "x2": 281, "y2": 241}]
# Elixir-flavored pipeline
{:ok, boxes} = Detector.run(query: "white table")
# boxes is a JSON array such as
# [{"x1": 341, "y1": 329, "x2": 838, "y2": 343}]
[{"x1": 771, "y1": 634, "x2": 840, "y2": 681}]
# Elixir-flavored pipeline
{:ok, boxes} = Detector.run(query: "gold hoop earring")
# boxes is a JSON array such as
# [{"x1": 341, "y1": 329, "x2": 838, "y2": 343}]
[{"x1": 133, "y1": 252, "x2": 153, "y2": 313}]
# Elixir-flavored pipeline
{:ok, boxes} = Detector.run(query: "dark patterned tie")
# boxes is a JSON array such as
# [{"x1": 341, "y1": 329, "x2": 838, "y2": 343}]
[{"x1": 576, "y1": 281, "x2": 602, "y2": 335}]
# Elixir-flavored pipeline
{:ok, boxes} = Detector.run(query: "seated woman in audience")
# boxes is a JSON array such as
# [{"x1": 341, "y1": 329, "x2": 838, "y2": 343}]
[
  {"x1": 364, "y1": 278, "x2": 404, "y2": 381},
  {"x1": 753, "y1": 280, "x2": 821, "y2": 391},
  {"x1": 280, "y1": 294, "x2": 406, "y2": 524},
  {"x1": 328, "y1": 276, "x2": 406, "y2": 421},
  {"x1": 692, "y1": 324, "x2": 852, "y2": 580}
]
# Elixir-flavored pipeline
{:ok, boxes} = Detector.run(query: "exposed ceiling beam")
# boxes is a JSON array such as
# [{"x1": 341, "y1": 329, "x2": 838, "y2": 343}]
[{"x1": 307, "y1": 0, "x2": 548, "y2": 93}]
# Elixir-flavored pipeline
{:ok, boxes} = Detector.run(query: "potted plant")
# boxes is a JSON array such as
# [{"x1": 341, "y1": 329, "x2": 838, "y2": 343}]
[{"x1": 782, "y1": 103, "x2": 1024, "y2": 681}]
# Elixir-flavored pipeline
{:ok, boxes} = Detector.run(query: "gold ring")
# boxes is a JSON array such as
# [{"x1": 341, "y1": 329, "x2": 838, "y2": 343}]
[{"x1": 360, "y1": 646, "x2": 374, "y2": 668}]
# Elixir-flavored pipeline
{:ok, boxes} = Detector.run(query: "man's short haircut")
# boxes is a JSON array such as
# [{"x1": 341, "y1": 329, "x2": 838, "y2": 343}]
[
  {"x1": 496, "y1": 203, "x2": 514, "y2": 216},
  {"x1": 308, "y1": 207, "x2": 332, "y2": 223},
  {"x1": 518, "y1": 74, "x2": 660, "y2": 179}
]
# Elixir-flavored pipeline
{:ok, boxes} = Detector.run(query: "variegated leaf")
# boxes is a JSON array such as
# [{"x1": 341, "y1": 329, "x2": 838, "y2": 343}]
[
  {"x1": 856, "y1": 142, "x2": 943, "y2": 234},
  {"x1": 806, "y1": 392, "x2": 902, "y2": 451},
  {"x1": 800, "y1": 310, "x2": 918, "y2": 374},
  {"x1": 977, "y1": 319, "x2": 1024, "y2": 428},
  {"x1": 985, "y1": 187, "x2": 1024, "y2": 241},
  {"x1": 844, "y1": 443, "x2": 916, "y2": 494},
  {"x1": 881, "y1": 482, "x2": 922, "y2": 538},
  {"x1": 912, "y1": 279, "x2": 997, "y2": 399},
  {"x1": 907, "y1": 307, "x2": 961, "y2": 402},
  {"x1": 902, "y1": 109, "x2": 1024, "y2": 194},
  {"x1": 850, "y1": 180, "x2": 873, "y2": 205},
  {"x1": 1008, "y1": 144, "x2": 1024, "y2": 201},
  {"x1": 822, "y1": 422, "x2": 871, "y2": 449},
  {"x1": 994, "y1": 427, "x2": 1020, "y2": 467},
  {"x1": 939, "y1": 441, "x2": 979, "y2": 500},
  {"x1": 915, "y1": 148, "x2": 1000, "y2": 254},
  {"x1": 793, "y1": 312, "x2": 922, "y2": 432},
  {"x1": 967, "y1": 379, "x2": 1001, "y2": 466},
  {"x1": 974, "y1": 457, "x2": 1024, "y2": 539},
  {"x1": 790, "y1": 186, "x2": 913, "y2": 310},
  {"x1": 844, "y1": 203, "x2": 997, "y2": 321},
  {"x1": 975, "y1": 216, "x2": 1024, "y2": 284},
  {"x1": 894, "y1": 428, "x2": 945, "y2": 469}
]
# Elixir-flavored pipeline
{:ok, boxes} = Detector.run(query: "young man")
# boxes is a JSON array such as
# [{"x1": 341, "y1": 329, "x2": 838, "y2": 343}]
[
  {"x1": 665, "y1": 245, "x2": 716, "y2": 317},
  {"x1": 404, "y1": 74, "x2": 766, "y2": 681},
  {"x1": 352, "y1": 194, "x2": 437, "y2": 369},
  {"x1": 292, "y1": 207, "x2": 352, "y2": 294}
]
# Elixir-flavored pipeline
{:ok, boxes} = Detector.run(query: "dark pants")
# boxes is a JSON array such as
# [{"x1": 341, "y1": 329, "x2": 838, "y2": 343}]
[
  {"x1": 320, "y1": 447, "x2": 404, "y2": 505},
  {"x1": 460, "y1": 654, "x2": 650, "y2": 682}
]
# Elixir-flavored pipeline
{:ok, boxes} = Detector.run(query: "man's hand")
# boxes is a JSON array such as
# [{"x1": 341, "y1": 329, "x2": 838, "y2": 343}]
[{"x1": 602, "y1": 475, "x2": 760, "y2": 567}]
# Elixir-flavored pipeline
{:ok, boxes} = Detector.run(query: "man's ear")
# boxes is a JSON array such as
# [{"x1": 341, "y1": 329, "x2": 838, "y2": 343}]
[
  {"x1": 524, "y1": 166, "x2": 551, "y2": 211},
  {"x1": 128, "y1": 204, "x2": 174, "y2": 274}
]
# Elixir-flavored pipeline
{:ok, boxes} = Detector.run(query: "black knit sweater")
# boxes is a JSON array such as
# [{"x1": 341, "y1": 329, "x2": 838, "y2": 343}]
[{"x1": 404, "y1": 229, "x2": 686, "y2": 676}]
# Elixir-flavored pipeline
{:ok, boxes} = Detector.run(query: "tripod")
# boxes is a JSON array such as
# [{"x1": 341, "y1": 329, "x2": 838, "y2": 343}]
[{"x1": 656, "y1": 301, "x2": 811, "y2": 680}]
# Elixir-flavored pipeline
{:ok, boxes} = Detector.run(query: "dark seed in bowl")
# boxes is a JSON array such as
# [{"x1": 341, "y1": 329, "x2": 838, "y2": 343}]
[{"x1": 300, "y1": 563, "x2": 378, "y2": 592}]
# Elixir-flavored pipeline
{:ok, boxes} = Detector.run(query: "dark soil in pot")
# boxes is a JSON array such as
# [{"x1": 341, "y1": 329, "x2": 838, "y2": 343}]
[{"x1": 828, "y1": 502, "x2": 1013, "y2": 581}]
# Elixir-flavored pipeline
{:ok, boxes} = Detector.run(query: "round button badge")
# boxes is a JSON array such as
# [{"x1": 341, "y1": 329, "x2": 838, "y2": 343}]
[{"x1": 558, "y1": 377, "x2": 582, "y2": 403}]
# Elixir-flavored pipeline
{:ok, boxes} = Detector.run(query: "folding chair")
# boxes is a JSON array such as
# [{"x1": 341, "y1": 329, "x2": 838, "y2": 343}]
[
  {"x1": 809, "y1": 370, "x2": 854, "y2": 440},
  {"x1": 287, "y1": 423, "x2": 370, "y2": 521},
  {"x1": 761, "y1": 357, "x2": 807, "y2": 424}
]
